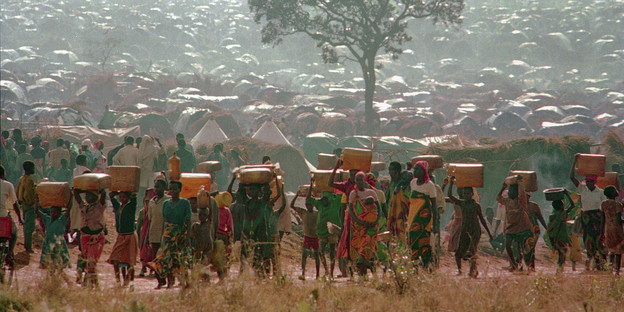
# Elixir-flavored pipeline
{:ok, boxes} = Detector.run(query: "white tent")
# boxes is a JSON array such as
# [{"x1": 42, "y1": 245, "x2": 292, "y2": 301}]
[
  {"x1": 191, "y1": 119, "x2": 229, "y2": 148},
  {"x1": 251, "y1": 121, "x2": 292, "y2": 146}
]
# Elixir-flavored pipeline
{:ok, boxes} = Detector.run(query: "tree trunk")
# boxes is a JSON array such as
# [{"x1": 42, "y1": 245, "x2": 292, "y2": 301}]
[{"x1": 361, "y1": 54, "x2": 379, "y2": 135}]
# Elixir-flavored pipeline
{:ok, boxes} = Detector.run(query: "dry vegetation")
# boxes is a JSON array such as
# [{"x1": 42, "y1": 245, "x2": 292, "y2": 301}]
[{"x1": 1, "y1": 264, "x2": 623, "y2": 312}]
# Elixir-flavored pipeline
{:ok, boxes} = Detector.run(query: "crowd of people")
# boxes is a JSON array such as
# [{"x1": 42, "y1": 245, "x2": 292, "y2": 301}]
[{"x1": 0, "y1": 128, "x2": 623, "y2": 290}]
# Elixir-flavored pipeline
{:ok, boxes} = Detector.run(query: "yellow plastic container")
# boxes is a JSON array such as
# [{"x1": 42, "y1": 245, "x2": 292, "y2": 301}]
[
  {"x1": 36, "y1": 182, "x2": 71, "y2": 207},
  {"x1": 73, "y1": 173, "x2": 112, "y2": 191},
  {"x1": 180, "y1": 173, "x2": 212, "y2": 199},
  {"x1": 509, "y1": 170, "x2": 538, "y2": 192},
  {"x1": 312, "y1": 170, "x2": 335, "y2": 193},
  {"x1": 168, "y1": 152, "x2": 181, "y2": 181},
  {"x1": 447, "y1": 163, "x2": 484, "y2": 188},
  {"x1": 238, "y1": 167, "x2": 274, "y2": 184},
  {"x1": 341, "y1": 147, "x2": 372, "y2": 172},
  {"x1": 575, "y1": 153, "x2": 606, "y2": 177},
  {"x1": 596, "y1": 172, "x2": 618, "y2": 189},
  {"x1": 411, "y1": 155, "x2": 444, "y2": 170},
  {"x1": 318, "y1": 153, "x2": 338, "y2": 170},
  {"x1": 198, "y1": 161, "x2": 222, "y2": 173},
  {"x1": 370, "y1": 161, "x2": 387, "y2": 172},
  {"x1": 109, "y1": 165, "x2": 141, "y2": 192},
  {"x1": 237, "y1": 164, "x2": 284, "y2": 176}
]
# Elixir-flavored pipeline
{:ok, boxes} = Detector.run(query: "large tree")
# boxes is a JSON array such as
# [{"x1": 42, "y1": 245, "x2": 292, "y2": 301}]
[{"x1": 249, "y1": 0, "x2": 464, "y2": 134}]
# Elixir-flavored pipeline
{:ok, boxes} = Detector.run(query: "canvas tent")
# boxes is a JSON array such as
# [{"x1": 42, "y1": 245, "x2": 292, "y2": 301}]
[
  {"x1": 252, "y1": 121, "x2": 292, "y2": 146},
  {"x1": 191, "y1": 119, "x2": 229, "y2": 149},
  {"x1": 250, "y1": 121, "x2": 316, "y2": 173}
]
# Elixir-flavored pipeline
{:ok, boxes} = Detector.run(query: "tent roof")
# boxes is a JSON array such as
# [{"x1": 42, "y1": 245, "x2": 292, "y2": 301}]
[
  {"x1": 252, "y1": 121, "x2": 292, "y2": 146},
  {"x1": 191, "y1": 119, "x2": 229, "y2": 148}
]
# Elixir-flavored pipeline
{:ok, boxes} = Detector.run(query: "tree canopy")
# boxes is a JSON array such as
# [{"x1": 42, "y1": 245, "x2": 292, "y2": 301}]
[{"x1": 249, "y1": 0, "x2": 465, "y2": 134}]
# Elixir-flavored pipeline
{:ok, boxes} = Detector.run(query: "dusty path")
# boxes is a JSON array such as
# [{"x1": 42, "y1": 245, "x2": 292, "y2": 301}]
[{"x1": 6, "y1": 208, "x2": 617, "y2": 294}]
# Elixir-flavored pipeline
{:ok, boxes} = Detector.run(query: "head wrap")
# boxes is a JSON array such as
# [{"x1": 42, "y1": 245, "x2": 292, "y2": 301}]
[
  {"x1": 355, "y1": 171, "x2": 366, "y2": 179},
  {"x1": 585, "y1": 175, "x2": 598, "y2": 182},
  {"x1": 415, "y1": 160, "x2": 430, "y2": 183},
  {"x1": 215, "y1": 192, "x2": 233, "y2": 208},
  {"x1": 42, "y1": 140, "x2": 49, "y2": 148},
  {"x1": 138, "y1": 135, "x2": 157, "y2": 165},
  {"x1": 81, "y1": 138, "x2": 92, "y2": 147},
  {"x1": 366, "y1": 173, "x2": 377, "y2": 188},
  {"x1": 93, "y1": 139, "x2": 104, "y2": 150}
]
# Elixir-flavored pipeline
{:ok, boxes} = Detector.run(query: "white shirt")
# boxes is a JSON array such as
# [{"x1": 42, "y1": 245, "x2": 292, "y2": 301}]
[
  {"x1": 577, "y1": 183, "x2": 606, "y2": 211},
  {"x1": 409, "y1": 178, "x2": 437, "y2": 198},
  {"x1": 0, "y1": 179, "x2": 18, "y2": 217},
  {"x1": 113, "y1": 145, "x2": 139, "y2": 166}
]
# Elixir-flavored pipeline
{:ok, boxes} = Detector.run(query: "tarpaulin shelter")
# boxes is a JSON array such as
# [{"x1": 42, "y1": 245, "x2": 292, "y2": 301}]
[
  {"x1": 302, "y1": 132, "x2": 459, "y2": 167},
  {"x1": 39, "y1": 125, "x2": 141, "y2": 153},
  {"x1": 301, "y1": 132, "x2": 340, "y2": 165}
]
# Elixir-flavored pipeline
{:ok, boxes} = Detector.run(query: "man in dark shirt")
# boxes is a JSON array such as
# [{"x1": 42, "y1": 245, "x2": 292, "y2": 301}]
[
  {"x1": 177, "y1": 140, "x2": 196, "y2": 173},
  {"x1": 30, "y1": 136, "x2": 47, "y2": 176},
  {"x1": 207, "y1": 143, "x2": 231, "y2": 190}
]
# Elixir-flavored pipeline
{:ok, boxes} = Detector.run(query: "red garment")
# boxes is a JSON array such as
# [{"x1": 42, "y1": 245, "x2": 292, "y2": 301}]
[
  {"x1": 333, "y1": 180, "x2": 355, "y2": 198},
  {"x1": 366, "y1": 173, "x2": 377, "y2": 188},
  {"x1": 217, "y1": 206, "x2": 234, "y2": 236},
  {"x1": 337, "y1": 207, "x2": 351, "y2": 259},
  {"x1": 415, "y1": 161, "x2": 430, "y2": 183},
  {"x1": 303, "y1": 235, "x2": 320, "y2": 250},
  {"x1": 80, "y1": 231, "x2": 105, "y2": 263}
]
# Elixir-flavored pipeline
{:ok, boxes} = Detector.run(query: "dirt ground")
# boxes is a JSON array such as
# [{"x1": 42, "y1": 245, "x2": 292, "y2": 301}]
[{"x1": 5, "y1": 206, "x2": 617, "y2": 294}]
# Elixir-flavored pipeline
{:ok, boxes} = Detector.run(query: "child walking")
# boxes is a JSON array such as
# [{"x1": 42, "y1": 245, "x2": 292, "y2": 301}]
[
  {"x1": 601, "y1": 186, "x2": 623, "y2": 275},
  {"x1": 190, "y1": 208, "x2": 214, "y2": 282},
  {"x1": 447, "y1": 178, "x2": 493, "y2": 277},
  {"x1": 108, "y1": 191, "x2": 139, "y2": 286},
  {"x1": 38, "y1": 203, "x2": 71, "y2": 272},
  {"x1": 291, "y1": 186, "x2": 320, "y2": 280},
  {"x1": 214, "y1": 192, "x2": 234, "y2": 268},
  {"x1": 546, "y1": 190, "x2": 574, "y2": 272}
]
